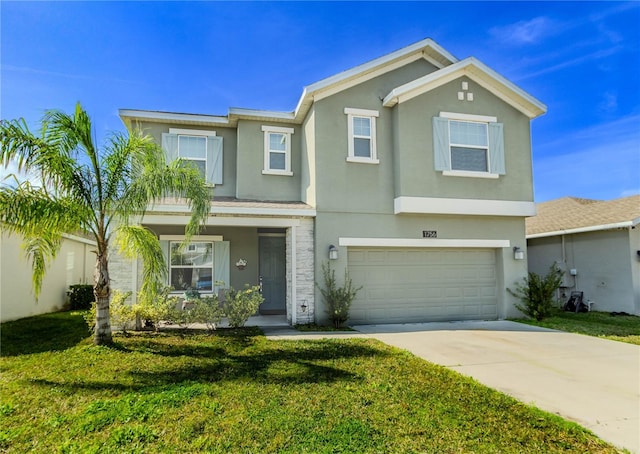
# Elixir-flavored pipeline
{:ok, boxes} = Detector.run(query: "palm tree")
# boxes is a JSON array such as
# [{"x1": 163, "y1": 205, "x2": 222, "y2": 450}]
[{"x1": 0, "y1": 103, "x2": 211, "y2": 345}]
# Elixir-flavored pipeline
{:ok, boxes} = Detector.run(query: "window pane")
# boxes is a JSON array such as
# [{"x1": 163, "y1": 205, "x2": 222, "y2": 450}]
[
  {"x1": 451, "y1": 147, "x2": 488, "y2": 172},
  {"x1": 353, "y1": 117, "x2": 371, "y2": 137},
  {"x1": 270, "y1": 152, "x2": 286, "y2": 170},
  {"x1": 170, "y1": 242, "x2": 213, "y2": 266},
  {"x1": 354, "y1": 137, "x2": 371, "y2": 157},
  {"x1": 178, "y1": 136, "x2": 207, "y2": 159},
  {"x1": 179, "y1": 159, "x2": 206, "y2": 180},
  {"x1": 170, "y1": 267, "x2": 212, "y2": 291},
  {"x1": 450, "y1": 121, "x2": 487, "y2": 147},
  {"x1": 269, "y1": 133, "x2": 286, "y2": 151}
]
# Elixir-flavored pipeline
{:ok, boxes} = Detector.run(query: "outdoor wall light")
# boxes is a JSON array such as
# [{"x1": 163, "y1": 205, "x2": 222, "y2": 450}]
[
  {"x1": 301, "y1": 300, "x2": 308, "y2": 312},
  {"x1": 329, "y1": 244, "x2": 339, "y2": 260},
  {"x1": 513, "y1": 246, "x2": 525, "y2": 260}
]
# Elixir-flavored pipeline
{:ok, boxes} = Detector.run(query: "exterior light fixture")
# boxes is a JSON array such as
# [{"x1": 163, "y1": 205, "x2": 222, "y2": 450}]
[
  {"x1": 301, "y1": 300, "x2": 308, "y2": 312},
  {"x1": 513, "y1": 246, "x2": 525, "y2": 260},
  {"x1": 329, "y1": 244, "x2": 338, "y2": 260}
]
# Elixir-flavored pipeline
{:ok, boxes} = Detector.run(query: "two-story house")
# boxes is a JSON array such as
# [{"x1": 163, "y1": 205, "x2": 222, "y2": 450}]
[{"x1": 114, "y1": 38, "x2": 546, "y2": 325}]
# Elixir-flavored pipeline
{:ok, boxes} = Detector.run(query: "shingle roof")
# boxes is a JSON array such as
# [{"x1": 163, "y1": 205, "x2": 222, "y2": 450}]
[{"x1": 526, "y1": 195, "x2": 640, "y2": 237}]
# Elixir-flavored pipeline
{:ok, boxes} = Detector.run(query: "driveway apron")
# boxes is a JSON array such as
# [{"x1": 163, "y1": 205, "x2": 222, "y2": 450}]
[{"x1": 353, "y1": 320, "x2": 640, "y2": 453}]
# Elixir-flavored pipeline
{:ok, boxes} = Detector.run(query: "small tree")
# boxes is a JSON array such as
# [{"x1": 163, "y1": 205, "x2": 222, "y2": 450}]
[
  {"x1": 318, "y1": 263, "x2": 362, "y2": 328},
  {"x1": 508, "y1": 264, "x2": 563, "y2": 321}
]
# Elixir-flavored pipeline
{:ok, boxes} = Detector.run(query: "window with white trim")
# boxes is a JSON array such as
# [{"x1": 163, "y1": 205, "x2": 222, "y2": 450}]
[
  {"x1": 262, "y1": 125, "x2": 294, "y2": 176},
  {"x1": 169, "y1": 241, "x2": 214, "y2": 291},
  {"x1": 345, "y1": 107, "x2": 379, "y2": 164},
  {"x1": 161, "y1": 129, "x2": 224, "y2": 185},
  {"x1": 178, "y1": 135, "x2": 207, "y2": 179},
  {"x1": 433, "y1": 112, "x2": 504, "y2": 178}
]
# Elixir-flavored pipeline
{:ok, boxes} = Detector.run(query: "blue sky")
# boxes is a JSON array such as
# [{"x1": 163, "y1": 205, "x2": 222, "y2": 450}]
[{"x1": 2, "y1": 1, "x2": 639, "y2": 202}]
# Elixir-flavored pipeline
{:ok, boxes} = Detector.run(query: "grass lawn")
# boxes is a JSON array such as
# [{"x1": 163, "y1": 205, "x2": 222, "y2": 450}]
[
  {"x1": 1, "y1": 312, "x2": 622, "y2": 453},
  {"x1": 515, "y1": 310, "x2": 640, "y2": 345}
]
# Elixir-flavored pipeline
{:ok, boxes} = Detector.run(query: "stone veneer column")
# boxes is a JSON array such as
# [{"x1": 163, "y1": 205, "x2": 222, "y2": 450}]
[{"x1": 286, "y1": 217, "x2": 315, "y2": 325}]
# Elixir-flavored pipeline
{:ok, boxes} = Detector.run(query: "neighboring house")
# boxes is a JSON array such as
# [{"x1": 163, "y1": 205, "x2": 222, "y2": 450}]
[
  {"x1": 114, "y1": 38, "x2": 546, "y2": 325},
  {"x1": 0, "y1": 230, "x2": 96, "y2": 323},
  {"x1": 526, "y1": 195, "x2": 640, "y2": 315}
]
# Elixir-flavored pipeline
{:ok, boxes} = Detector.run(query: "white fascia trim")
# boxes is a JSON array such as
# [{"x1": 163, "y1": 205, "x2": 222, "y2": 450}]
[
  {"x1": 439, "y1": 112, "x2": 497, "y2": 123},
  {"x1": 159, "y1": 234, "x2": 223, "y2": 241},
  {"x1": 394, "y1": 196, "x2": 536, "y2": 216},
  {"x1": 304, "y1": 38, "x2": 456, "y2": 96},
  {"x1": 526, "y1": 221, "x2": 635, "y2": 239},
  {"x1": 261, "y1": 125, "x2": 295, "y2": 134},
  {"x1": 382, "y1": 57, "x2": 546, "y2": 118},
  {"x1": 61, "y1": 233, "x2": 97, "y2": 246},
  {"x1": 169, "y1": 128, "x2": 216, "y2": 136},
  {"x1": 119, "y1": 109, "x2": 230, "y2": 125},
  {"x1": 229, "y1": 108, "x2": 295, "y2": 121},
  {"x1": 144, "y1": 214, "x2": 304, "y2": 228},
  {"x1": 339, "y1": 237, "x2": 510, "y2": 248},
  {"x1": 148, "y1": 204, "x2": 316, "y2": 217}
]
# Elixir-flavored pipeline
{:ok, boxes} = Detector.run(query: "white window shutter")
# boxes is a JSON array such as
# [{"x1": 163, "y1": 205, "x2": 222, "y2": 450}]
[
  {"x1": 207, "y1": 136, "x2": 223, "y2": 185},
  {"x1": 433, "y1": 117, "x2": 451, "y2": 171},
  {"x1": 159, "y1": 240, "x2": 170, "y2": 285},
  {"x1": 213, "y1": 241, "x2": 230, "y2": 292},
  {"x1": 161, "y1": 133, "x2": 179, "y2": 163},
  {"x1": 488, "y1": 122, "x2": 505, "y2": 175}
]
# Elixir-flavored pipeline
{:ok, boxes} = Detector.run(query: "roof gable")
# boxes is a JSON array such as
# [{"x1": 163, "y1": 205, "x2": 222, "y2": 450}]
[
  {"x1": 383, "y1": 57, "x2": 546, "y2": 119},
  {"x1": 526, "y1": 195, "x2": 640, "y2": 238}
]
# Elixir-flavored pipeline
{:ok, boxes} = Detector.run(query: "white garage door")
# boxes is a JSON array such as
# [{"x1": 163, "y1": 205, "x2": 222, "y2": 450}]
[{"x1": 348, "y1": 248, "x2": 498, "y2": 324}]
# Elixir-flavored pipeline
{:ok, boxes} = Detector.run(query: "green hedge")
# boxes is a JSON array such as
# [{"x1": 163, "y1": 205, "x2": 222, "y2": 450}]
[{"x1": 67, "y1": 284, "x2": 94, "y2": 310}]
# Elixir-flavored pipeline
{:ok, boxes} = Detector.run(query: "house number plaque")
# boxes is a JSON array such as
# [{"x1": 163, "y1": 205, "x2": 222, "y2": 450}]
[{"x1": 422, "y1": 230, "x2": 437, "y2": 238}]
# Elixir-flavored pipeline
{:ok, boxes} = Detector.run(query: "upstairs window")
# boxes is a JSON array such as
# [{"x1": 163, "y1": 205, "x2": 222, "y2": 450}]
[
  {"x1": 345, "y1": 107, "x2": 379, "y2": 164},
  {"x1": 433, "y1": 112, "x2": 504, "y2": 178},
  {"x1": 262, "y1": 125, "x2": 294, "y2": 176},
  {"x1": 161, "y1": 129, "x2": 223, "y2": 185},
  {"x1": 178, "y1": 135, "x2": 207, "y2": 179}
]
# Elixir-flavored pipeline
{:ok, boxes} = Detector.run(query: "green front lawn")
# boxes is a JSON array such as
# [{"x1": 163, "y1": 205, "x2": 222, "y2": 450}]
[
  {"x1": 1, "y1": 312, "x2": 621, "y2": 453},
  {"x1": 515, "y1": 310, "x2": 640, "y2": 345}
]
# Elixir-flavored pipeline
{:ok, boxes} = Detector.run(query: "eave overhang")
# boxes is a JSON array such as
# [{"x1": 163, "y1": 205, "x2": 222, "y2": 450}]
[{"x1": 383, "y1": 57, "x2": 547, "y2": 119}]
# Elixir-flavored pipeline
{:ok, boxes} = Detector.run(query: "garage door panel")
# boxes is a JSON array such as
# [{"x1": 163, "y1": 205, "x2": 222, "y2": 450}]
[{"x1": 348, "y1": 248, "x2": 498, "y2": 324}]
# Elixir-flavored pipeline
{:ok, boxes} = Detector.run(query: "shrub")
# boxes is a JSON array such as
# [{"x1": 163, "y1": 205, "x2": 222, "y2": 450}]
[
  {"x1": 83, "y1": 290, "x2": 134, "y2": 333},
  {"x1": 191, "y1": 295, "x2": 225, "y2": 332},
  {"x1": 223, "y1": 285, "x2": 263, "y2": 328},
  {"x1": 318, "y1": 263, "x2": 362, "y2": 328},
  {"x1": 67, "y1": 284, "x2": 94, "y2": 310},
  {"x1": 508, "y1": 264, "x2": 563, "y2": 321}
]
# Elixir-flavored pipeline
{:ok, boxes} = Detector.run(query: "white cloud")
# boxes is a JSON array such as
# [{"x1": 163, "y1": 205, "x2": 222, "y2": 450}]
[
  {"x1": 533, "y1": 115, "x2": 640, "y2": 201},
  {"x1": 489, "y1": 17, "x2": 556, "y2": 45}
]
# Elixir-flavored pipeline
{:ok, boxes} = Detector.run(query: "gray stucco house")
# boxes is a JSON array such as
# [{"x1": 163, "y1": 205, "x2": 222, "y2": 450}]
[
  {"x1": 113, "y1": 38, "x2": 546, "y2": 325},
  {"x1": 527, "y1": 195, "x2": 640, "y2": 315}
]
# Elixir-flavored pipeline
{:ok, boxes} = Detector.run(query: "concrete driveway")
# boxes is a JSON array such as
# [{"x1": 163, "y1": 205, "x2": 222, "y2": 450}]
[{"x1": 354, "y1": 320, "x2": 640, "y2": 453}]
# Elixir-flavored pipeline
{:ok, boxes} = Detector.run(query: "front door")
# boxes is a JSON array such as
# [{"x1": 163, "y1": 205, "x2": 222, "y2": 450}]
[{"x1": 258, "y1": 236, "x2": 286, "y2": 314}]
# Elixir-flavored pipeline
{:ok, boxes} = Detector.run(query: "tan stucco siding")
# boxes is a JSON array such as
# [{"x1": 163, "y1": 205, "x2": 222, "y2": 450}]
[{"x1": 0, "y1": 232, "x2": 95, "y2": 322}]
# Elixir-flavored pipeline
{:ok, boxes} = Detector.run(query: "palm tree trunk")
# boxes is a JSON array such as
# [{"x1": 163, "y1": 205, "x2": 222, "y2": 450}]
[{"x1": 93, "y1": 252, "x2": 112, "y2": 345}]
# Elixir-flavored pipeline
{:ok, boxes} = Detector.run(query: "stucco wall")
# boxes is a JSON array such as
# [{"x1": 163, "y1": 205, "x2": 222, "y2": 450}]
[
  {"x1": 527, "y1": 229, "x2": 638, "y2": 314},
  {"x1": 235, "y1": 120, "x2": 302, "y2": 201},
  {"x1": 132, "y1": 120, "x2": 238, "y2": 198},
  {"x1": 0, "y1": 232, "x2": 95, "y2": 322},
  {"x1": 312, "y1": 212, "x2": 528, "y2": 324}
]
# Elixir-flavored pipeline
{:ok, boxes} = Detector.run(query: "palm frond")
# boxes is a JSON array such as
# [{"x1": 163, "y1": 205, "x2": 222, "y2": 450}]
[
  {"x1": 21, "y1": 233, "x2": 63, "y2": 300},
  {"x1": 113, "y1": 224, "x2": 166, "y2": 298}
]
